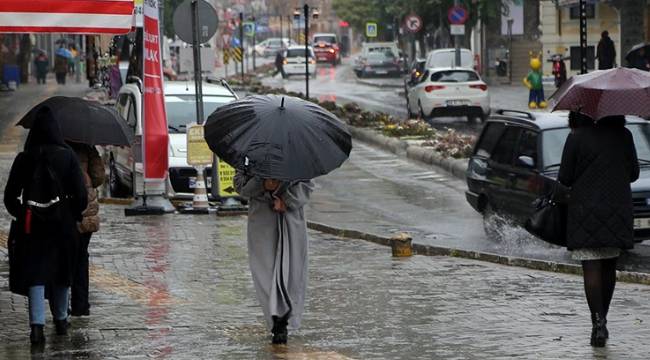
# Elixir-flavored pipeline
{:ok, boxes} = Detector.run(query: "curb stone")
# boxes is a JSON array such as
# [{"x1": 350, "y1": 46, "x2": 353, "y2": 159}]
[
  {"x1": 306, "y1": 221, "x2": 650, "y2": 285},
  {"x1": 349, "y1": 125, "x2": 468, "y2": 179},
  {"x1": 355, "y1": 78, "x2": 404, "y2": 89}
]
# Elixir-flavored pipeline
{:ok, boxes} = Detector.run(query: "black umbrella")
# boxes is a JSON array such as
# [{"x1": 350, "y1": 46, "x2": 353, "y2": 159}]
[
  {"x1": 204, "y1": 94, "x2": 352, "y2": 181},
  {"x1": 18, "y1": 96, "x2": 134, "y2": 146},
  {"x1": 625, "y1": 42, "x2": 650, "y2": 64}
]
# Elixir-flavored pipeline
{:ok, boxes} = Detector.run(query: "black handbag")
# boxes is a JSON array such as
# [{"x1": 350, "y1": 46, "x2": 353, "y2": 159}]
[
  {"x1": 525, "y1": 181, "x2": 570, "y2": 247},
  {"x1": 8, "y1": 219, "x2": 29, "y2": 296}
]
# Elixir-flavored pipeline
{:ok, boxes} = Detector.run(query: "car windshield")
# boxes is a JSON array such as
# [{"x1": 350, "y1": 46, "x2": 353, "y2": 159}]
[
  {"x1": 166, "y1": 95, "x2": 234, "y2": 133},
  {"x1": 314, "y1": 35, "x2": 336, "y2": 44},
  {"x1": 542, "y1": 124, "x2": 650, "y2": 168},
  {"x1": 367, "y1": 52, "x2": 395, "y2": 60},
  {"x1": 286, "y1": 49, "x2": 314, "y2": 58},
  {"x1": 431, "y1": 70, "x2": 479, "y2": 82}
]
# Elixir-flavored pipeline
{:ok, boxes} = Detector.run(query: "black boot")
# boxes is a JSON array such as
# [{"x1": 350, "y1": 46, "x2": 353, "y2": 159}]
[
  {"x1": 30, "y1": 325, "x2": 45, "y2": 345},
  {"x1": 591, "y1": 313, "x2": 607, "y2": 347},
  {"x1": 591, "y1": 313, "x2": 609, "y2": 339},
  {"x1": 271, "y1": 316, "x2": 288, "y2": 345},
  {"x1": 54, "y1": 319, "x2": 69, "y2": 336}
]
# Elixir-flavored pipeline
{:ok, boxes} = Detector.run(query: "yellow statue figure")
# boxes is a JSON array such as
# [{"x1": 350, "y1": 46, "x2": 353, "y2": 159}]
[{"x1": 522, "y1": 56, "x2": 547, "y2": 109}]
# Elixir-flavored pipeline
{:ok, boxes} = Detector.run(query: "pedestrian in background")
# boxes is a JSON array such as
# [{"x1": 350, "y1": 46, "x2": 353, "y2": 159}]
[
  {"x1": 234, "y1": 172, "x2": 313, "y2": 344},
  {"x1": 558, "y1": 113, "x2": 639, "y2": 347},
  {"x1": 33, "y1": 52, "x2": 49, "y2": 85},
  {"x1": 54, "y1": 51, "x2": 68, "y2": 85},
  {"x1": 4, "y1": 107, "x2": 87, "y2": 345},
  {"x1": 596, "y1": 31, "x2": 616, "y2": 70},
  {"x1": 274, "y1": 49, "x2": 286, "y2": 79},
  {"x1": 66, "y1": 141, "x2": 105, "y2": 317}
]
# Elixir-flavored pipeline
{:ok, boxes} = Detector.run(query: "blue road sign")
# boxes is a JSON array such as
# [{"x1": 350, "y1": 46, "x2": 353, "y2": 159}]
[{"x1": 447, "y1": 5, "x2": 469, "y2": 25}]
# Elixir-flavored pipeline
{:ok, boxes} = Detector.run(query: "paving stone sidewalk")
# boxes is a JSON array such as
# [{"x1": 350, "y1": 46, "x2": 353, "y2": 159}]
[{"x1": 1, "y1": 78, "x2": 650, "y2": 360}]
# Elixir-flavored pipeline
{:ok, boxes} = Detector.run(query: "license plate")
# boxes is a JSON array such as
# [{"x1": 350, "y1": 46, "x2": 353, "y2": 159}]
[
  {"x1": 634, "y1": 217, "x2": 650, "y2": 229},
  {"x1": 375, "y1": 70, "x2": 388, "y2": 74},
  {"x1": 189, "y1": 177, "x2": 212, "y2": 189},
  {"x1": 318, "y1": 57, "x2": 328, "y2": 61},
  {"x1": 446, "y1": 100, "x2": 468, "y2": 106}
]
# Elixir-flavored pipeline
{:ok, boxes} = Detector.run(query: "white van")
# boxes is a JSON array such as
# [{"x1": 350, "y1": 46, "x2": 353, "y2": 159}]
[{"x1": 425, "y1": 48, "x2": 473, "y2": 69}]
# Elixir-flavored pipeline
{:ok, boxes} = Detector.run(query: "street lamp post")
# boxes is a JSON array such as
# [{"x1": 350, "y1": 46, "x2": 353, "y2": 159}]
[
  {"x1": 579, "y1": 0, "x2": 588, "y2": 74},
  {"x1": 304, "y1": 4, "x2": 309, "y2": 98}
]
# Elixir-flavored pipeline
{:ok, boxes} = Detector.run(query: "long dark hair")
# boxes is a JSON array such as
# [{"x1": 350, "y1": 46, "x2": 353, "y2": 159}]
[
  {"x1": 597, "y1": 115, "x2": 626, "y2": 127},
  {"x1": 568, "y1": 111, "x2": 594, "y2": 129}
]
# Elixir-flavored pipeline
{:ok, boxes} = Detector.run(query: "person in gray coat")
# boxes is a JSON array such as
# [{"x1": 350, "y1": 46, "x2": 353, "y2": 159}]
[
  {"x1": 234, "y1": 171, "x2": 314, "y2": 344},
  {"x1": 559, "y1": 113, "x2": 639, "y2": 347}
]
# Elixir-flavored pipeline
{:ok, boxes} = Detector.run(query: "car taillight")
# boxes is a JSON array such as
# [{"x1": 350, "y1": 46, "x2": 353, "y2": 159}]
[
  {"x1": 425, "y1": 85, "x2": 445, "y2": 92},
  {"x1": 469, "y1": 84, "x2": 488, "y2": 91},
  {"x1": 329, "y1": 49, "x2": 335, "y2": 54}
]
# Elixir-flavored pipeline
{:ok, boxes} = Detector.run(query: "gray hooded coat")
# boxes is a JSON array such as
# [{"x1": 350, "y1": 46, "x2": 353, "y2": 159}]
[{"x1": 234, "y1": 172, "x2": 314, "y2": 330}]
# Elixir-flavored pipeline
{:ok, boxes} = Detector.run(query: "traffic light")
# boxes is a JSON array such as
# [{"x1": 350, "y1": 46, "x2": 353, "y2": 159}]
[
  {"x1": 293, "y1": 8, "x2": 301, "y2": 19},
  {"x1": 312, "y1": 8, "x2": 319, "y2": 19}
]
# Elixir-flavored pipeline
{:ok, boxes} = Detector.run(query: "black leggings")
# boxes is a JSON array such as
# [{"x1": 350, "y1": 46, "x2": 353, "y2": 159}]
[{"x1": 581, "y1": 257, "x2": 618, "y2": 318}]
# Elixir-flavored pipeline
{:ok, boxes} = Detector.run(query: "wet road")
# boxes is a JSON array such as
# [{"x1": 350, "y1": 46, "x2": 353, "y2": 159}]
[
  {"x1": 262, "y1": 58, "x2": 541, "y2": 136},
  {"x1": 307, "y1": 141, "x2": 650, "y2": 274}
]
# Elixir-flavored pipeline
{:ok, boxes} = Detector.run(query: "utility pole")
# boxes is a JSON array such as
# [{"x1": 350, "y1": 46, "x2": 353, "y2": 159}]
[
  {"x1": 239, "y1": 12, "x2": 244, "y2": 83},
  {"x1": 252, "y1": 15, "x2": 256, "y2": 71},
  {"x1": 304, "y1": 4, "x2": 309, "y2": 98},
  {"x1": 454, "y1": 0, "x2": 460, "y2": 66},
  {"x1": 579, "y1": 0, "x2": 588, "y2": 74}
]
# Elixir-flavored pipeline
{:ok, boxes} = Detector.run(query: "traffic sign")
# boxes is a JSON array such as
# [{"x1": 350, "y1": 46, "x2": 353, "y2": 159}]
[
  {"x1": 187, "y1": 124, "x2": 212, "y2": 166},
  {"x1": 404, "y1": 14, "x2": 423, "y2": 33},
  {"x1": 450, "y1": 24, "x2": 465, "y2": 35},
  {"x1": 243, "y1": 21, "x2": 255, "y2": 37},
  {"x1": 448, "y1": 5, "x2": 469, "y2": 25},
  {"x1": 366, "y1": 22, "x2": 378, "y2": 38},
  {"x1": 173, "y1": 0, "x2": 218, "y2": 44}
]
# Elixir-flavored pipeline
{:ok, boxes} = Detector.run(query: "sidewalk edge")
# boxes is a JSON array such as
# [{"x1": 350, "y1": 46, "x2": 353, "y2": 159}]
[{"x1": 306, "y1": 220, "x2": 650, "y2": 285}]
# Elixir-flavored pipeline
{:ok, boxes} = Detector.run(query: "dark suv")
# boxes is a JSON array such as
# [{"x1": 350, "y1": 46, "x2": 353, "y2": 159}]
[{"x1": 465, "y1": 110, "x2": 650, "y2": 242}]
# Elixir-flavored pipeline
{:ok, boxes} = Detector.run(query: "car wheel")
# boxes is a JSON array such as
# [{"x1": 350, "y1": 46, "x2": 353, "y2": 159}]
[
  {"x1": 483, "y1": 203, "x2": 505, "y2": 242},
  {"x1": 332, "y1": 58, "x2": 337, "y2": 67},
  {"x1": 109, "y1": 159, "x2": 127, "y2": 198}
]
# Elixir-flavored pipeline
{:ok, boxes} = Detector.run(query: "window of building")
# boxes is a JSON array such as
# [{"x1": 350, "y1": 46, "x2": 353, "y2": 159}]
[
  {"x1": 569, "y1": 4, "x2": 595, "y2": 19},
  {"x1": 570, "y1": 46, "x2": 595, "y2": 70}
]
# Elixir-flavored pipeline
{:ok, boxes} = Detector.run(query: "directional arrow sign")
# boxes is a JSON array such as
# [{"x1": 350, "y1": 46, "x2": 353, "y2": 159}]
[
  {"x1": 404, "y1": 14, "x2": 423, "y2": 33},
  {"x1": 448, "y1": 5, "x2": 469, "y2": 25}
]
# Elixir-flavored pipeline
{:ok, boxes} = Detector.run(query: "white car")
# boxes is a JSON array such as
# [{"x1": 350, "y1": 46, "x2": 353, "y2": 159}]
[
  {"x1": 406, "y1": 67, "x2": 490, "y2": 122},
  {"x1": 283, "y1": 46, "x2": 316, "y2": 78},
  {"x1": 425, "y1": 48, "x2": 474, "y2": 69},
  {"x1": 107, "y1": 80, "x2": 237, "y2": 199},
  {"x1": 254, "y1": 38, "x2": 296, "y2": 57}
]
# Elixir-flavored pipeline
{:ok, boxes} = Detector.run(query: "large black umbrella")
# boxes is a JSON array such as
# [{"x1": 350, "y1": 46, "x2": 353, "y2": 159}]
[
  {"x1": 625, "y1": 42, "x2": 650, "y2": 66},
  {"x1": 18, "y1": 96, "x2": 134, "y2": 146},
  {"x1": 204, "y1": 94, "x2": 352, "y2": 181}
]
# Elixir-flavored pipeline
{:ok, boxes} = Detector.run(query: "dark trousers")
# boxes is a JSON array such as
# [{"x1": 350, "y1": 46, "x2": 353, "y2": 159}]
[
  {"x1": 71, "y1": 232, "x2": 92, "y2": 314},
  {"x1": 274, "y1": 64, "x2": 286, "y2": 78},
  {"x1": 55, "y1": 72, "x2": 66, "y2": 85}
]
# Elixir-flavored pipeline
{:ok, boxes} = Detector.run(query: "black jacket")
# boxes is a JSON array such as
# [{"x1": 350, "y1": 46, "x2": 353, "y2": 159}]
[
  {"x1": 4, "y1": 108, "x2": 87, "y2": 288},
  {"x1": 597, "y1": 36, "x2": 616, "y2": 70},
  {"x1": 558, "y1": 123, "x2": 639, "y2": 250}
]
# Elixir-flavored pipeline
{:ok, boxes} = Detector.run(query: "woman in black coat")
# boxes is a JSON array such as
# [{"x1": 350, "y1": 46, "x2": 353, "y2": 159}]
[
  {"x1": 4, "y1": 107, "x2": 87, "y2": 344},
  {"x1": 558, "y1": 113, "x2": 639, "y2": 347}
]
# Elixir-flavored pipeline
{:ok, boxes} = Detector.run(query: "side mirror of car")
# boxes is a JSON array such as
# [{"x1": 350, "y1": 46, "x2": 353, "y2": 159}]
[{"x1": 517, "y1": 155, "x2": 535, "y2": 169}]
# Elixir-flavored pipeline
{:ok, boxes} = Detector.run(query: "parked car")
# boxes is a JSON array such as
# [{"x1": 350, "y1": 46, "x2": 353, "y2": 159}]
[
  {"x1": 106, "y1": 80, "x2": 237, "y2": 199},
  {"x1": 405, "y1": 67, "x2": 489, "y2": 121},
  {"x1": 354, "y1": 51, "x2": 401, "y2": 78},
  {"x1": 425, "y1": 48, "x2": 473, "y2": 69},
  {"x1": 254, "y1": 38, "x2": 297, "y2": 57},
  {"x1": 283, "y1": 46, "x2": 317, "y2": 78},
  {"x1": 466, "y1": 110, "x2": 650, "y2": 242},
  {"x1": 312, "y1": 33, "x2": 341, "y2": 65}
]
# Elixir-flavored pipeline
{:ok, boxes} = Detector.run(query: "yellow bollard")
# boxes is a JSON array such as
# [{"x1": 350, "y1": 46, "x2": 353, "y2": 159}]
[{"x1": 391, "y1": 233, "x2": 412, "y2": 257}]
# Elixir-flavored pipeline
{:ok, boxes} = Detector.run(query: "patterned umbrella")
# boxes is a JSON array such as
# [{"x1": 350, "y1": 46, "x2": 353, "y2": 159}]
[{"x1": 549, "y1": 67, "x2": 650, "y2": 120}]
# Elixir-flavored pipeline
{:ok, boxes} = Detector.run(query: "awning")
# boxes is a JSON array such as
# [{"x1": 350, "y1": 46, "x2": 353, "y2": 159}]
[{"x1": 0, "y1": 0, "x2": 135, "y2": 34}]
